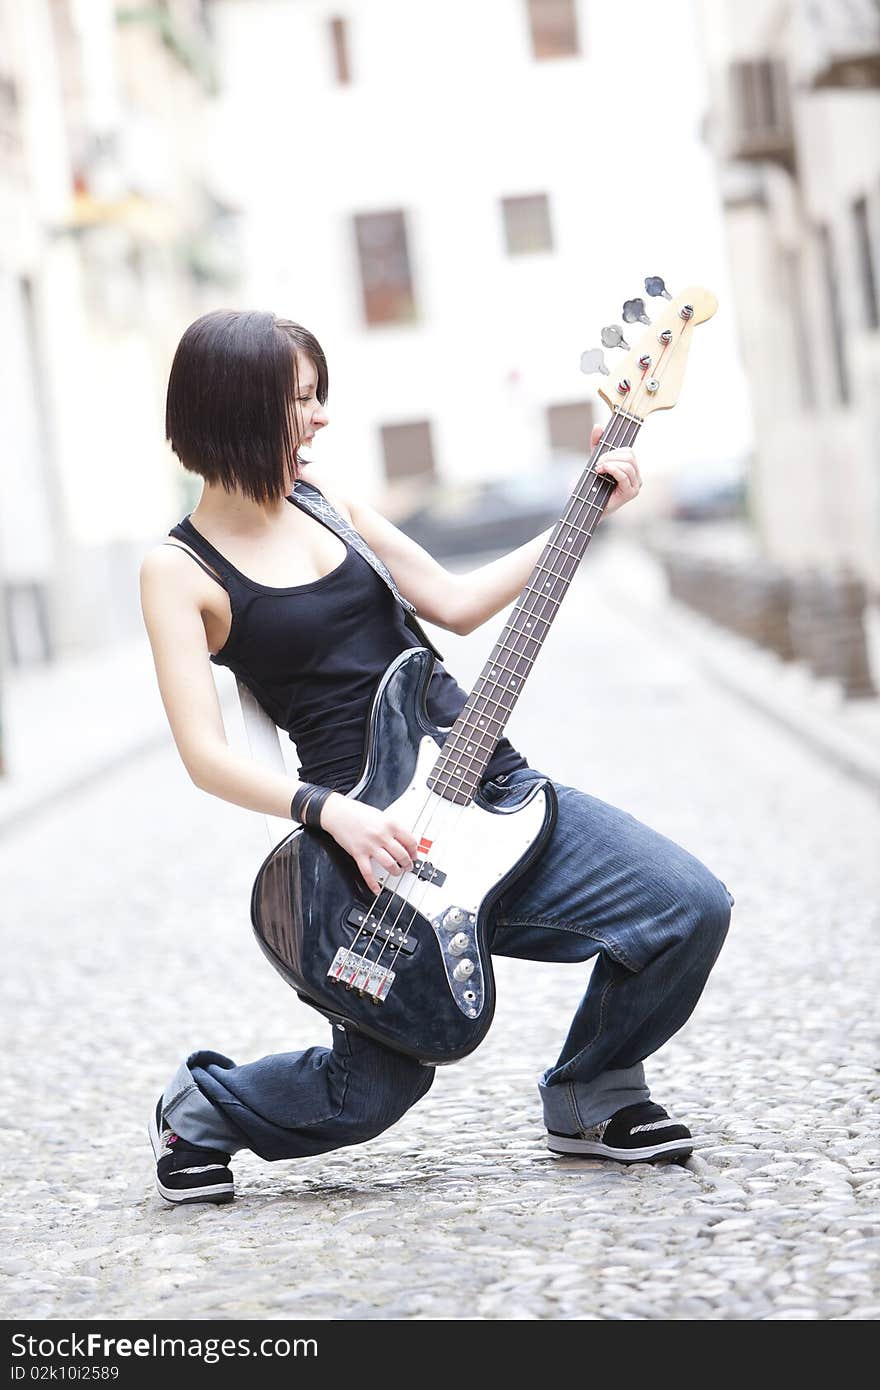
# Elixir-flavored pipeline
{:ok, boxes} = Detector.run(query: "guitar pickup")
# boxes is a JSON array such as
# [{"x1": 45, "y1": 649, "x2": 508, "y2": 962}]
[
  {"x1": 345, "y1": 907, "x2": 417, "y2": 956},
  {"x1": 412, "y1": 858, "x2": 446, "y2": 887}
]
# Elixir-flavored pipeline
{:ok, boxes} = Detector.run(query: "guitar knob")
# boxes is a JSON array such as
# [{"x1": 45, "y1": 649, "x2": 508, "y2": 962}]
[
  {"x1": 580, "y1": 347, "x2": 610, "y2": 376},
  {"x1": 443, "y1": 907, "x2": 466, "y2": 929},
  {"x1": 448, "y1": 932, "x2": 470, "y2": 955},
  {"x1": 645, "y1": 275, "x2": 672, "y2": 300},
  {"x1": 622, "y1": 297, "x2": 650, "y2": 325},
  {"x1": 453, "y1": 958, "x2": 475, "y2": 981},
  {"x1": 601, "y1": 324, "x2": 630, "y2": 350}
]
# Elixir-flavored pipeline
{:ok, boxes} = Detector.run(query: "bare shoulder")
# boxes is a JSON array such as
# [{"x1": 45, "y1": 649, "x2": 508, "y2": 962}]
[
  {"x1": 139, "y1": 542, "x2": 220, "y2": 624},
  {"x1": 140, "y1": 541, "x2": 184, "y2": 591},
  {"x1": 140, "y1": 540, "x2": 210, "y2": 592},
  {"x1": 298, "y1": 463, "x2": 354, "y2": 523},
  {"x1": 140, "y1": 541, "x2": 181, "y2": 578}
]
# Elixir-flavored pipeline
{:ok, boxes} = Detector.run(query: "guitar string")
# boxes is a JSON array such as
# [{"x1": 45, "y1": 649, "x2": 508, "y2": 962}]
[
  {"x1": 362, "y1": 323, "x2": 689, "y2": 986},
  {"x1": 336, "y1": 416, "x2": 640, "y2": 987},
  {"x1": 338, "y1": 438, "x2": 632, "y2": 993},
  {"x1": 427, "y1": 401, "x2": 660, "y2": 791},
  {"x1": 336, "y1": 399, "x2": 650, "y2": 989},
  {"x1": 335, "y1": 320, "x2": 686, "y2": 994},
  {"x1": 335, "y1": 433, "x2": 628, "y2": 983},
  {"x1": 428, "y1": 465, "x2": 639, "y2": 790},
  {"x1": 343, "y1": 333, "x2": 681, "y2": 990},
  {"x1": 364, "y1": 415, "x2": 647, "y2": 976},
  {"x1": 425, "y1": 327, "x2": 684, "y2": 800}
]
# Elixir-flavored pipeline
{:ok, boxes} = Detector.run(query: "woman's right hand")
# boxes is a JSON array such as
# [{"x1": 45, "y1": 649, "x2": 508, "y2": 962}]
[{"x1": 318, "y1": 793, "x2": 420, "y2": 895}]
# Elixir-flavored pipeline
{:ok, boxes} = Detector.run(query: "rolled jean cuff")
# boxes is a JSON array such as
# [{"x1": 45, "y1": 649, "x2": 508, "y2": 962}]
[
  {"x1": 538, "y1": 1063, "x2": 650, "y2": 1133},
  {"x1": 162, "y1": 1060, "x2": 247, "y2": 1154}
]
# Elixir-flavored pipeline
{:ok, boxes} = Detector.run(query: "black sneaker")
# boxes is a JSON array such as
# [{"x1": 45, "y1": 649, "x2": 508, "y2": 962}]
[
  {"x1": 547, "y1": 1101, "x2": 694, "y2": 1164},
  {"x1": 148, "y1": 1097, "x2": 234, "y2": 1205}
]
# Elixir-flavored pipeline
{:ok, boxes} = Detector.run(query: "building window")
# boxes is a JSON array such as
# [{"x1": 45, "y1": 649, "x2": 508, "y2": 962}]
[
  {"x1": 818, "y1": 224, "x2": 850, "y2": 405},
  {"x1": 727, "y1": 59, "x2": 793, "y2": 164},
  {"x1": 527, "y1": 0, "x2": 580, "y2": 59},
  {"x1": 354, "y1": 210, "x2": 417, "y2": 326},
  {"x1": 329, "y1": 17, "x2": 351, "y2": 85},
  {"x1": 780, "y1": 250, "x2": 816, "y2": 411},
  {"x1": 380, "y1": 421, "x2": 436, "y2": 482},
  {"x1": 852, "y1": 196, "x2": 879, "y2": 331},
  {"x1": 502, "y1": 193, "x2": 553, "y2": 254},
  {"x1": 546, "y1": 400, "x2": 594, "y2": 454}
]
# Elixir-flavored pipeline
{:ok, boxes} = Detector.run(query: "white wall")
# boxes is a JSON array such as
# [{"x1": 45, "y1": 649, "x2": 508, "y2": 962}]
[
  {"x1": 698, "y1": 0, "x2": 880, "y2": 581},
  {"x1": 1, "y1": 0, "x2": 220, "y2": 656},
  {"x1": 206, "y1": 0, "x2": 752, "y2": 499}
]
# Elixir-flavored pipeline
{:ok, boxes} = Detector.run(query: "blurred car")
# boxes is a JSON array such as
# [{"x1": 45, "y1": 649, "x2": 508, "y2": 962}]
[
  {"x1": 670, "y1": 468, "x2": 747, "y2": 522},
  {"x1": 396, "y1": 453, "x2": 588, "y2": 560}
]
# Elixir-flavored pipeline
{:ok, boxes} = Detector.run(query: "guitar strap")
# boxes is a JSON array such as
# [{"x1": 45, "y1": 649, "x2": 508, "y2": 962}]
[{"x1": 290, "y1": 478, "x2": 445, "y2": 662}]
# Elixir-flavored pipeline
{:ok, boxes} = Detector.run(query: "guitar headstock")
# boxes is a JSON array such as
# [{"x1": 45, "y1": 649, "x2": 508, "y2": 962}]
[{"x1": 582, "y1": 282, "x2": 717, "y2": 420}]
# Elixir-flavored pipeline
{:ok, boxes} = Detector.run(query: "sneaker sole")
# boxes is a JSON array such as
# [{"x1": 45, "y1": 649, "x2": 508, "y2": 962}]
[
  {"x1": 148, "y1": 1105, "x2": 235, "y2": 1205},
  {"x1": 547, "y1": 1133, "x2": 694, "y2": 1163}
]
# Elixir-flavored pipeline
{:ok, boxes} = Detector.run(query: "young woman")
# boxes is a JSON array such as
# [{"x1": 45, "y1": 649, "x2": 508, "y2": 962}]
[{"x1": 140, "y1": 309, "x2": 732, "y2": 1205}]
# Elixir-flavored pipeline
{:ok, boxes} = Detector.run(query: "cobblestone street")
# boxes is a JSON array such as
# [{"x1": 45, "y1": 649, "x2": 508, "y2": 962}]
[{"x1": 1, "y1": 548, "x2": 878, "y2": 1321}]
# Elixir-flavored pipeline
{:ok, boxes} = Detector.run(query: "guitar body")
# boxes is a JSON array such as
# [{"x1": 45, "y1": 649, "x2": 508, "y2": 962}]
[{"x1": 251, "y1": 646, "x2": 557, "y2": 1064}]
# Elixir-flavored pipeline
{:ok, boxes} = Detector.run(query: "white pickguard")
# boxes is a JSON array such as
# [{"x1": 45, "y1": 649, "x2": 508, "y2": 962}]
[{"x1": 355, "y1": 737, "x2": 548, "y2": 1018}]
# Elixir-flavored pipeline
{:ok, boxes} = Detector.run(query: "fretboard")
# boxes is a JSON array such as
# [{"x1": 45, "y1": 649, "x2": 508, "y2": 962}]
[{"x1": 427, "y1": 409, "x2": 643, "y2": 805}]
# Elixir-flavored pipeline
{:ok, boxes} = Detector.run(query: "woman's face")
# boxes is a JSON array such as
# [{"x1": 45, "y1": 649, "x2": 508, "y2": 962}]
[{"x1": 292, "y1": 351, "x2": 328, "y2": 465}]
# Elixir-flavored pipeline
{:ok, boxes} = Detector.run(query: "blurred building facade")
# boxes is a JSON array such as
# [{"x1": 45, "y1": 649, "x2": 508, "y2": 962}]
[
  {"x1": 0, "y1": 0, "x2": 237, "y2": 670},
  {"x1": 205, "y1": 0, "x2": 613, "y2": 520},
  {"x1": 0, "y1": 0, "x2": 753, "y2": 689},
  {"x1": 698, "y1": 0, "x2": 880, "y2": 590}
]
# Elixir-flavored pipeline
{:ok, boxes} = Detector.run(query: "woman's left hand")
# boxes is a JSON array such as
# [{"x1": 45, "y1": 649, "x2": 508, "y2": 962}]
[{"x1": 588, "y1": 422, "x2": 642, "y2": 517}]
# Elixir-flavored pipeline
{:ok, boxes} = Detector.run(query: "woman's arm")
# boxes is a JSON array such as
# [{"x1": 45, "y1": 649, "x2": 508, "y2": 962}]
[
  {"x1": 139, "y1": 546, "x2": 305, "y2": 816},
  {"x1": 139, "y1": 545, "x2": 420, "y2": 890},
  {"x1": 307, "y1": 427, "x2": 642, "y2": 638}
]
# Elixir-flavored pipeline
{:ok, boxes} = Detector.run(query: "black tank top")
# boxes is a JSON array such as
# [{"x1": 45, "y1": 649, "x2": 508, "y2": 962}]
[{"x1": 165, "y1": 481, "x2": 529, "y2": 793}]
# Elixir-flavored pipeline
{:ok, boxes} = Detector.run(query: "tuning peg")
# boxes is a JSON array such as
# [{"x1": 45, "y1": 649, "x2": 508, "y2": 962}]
[
  {"x1": 623, "y1": 298, "x2": 651, "y2": 325},
  {"x1": 579, "y1": 347, "x2": 610, "y2": 376},
  {"x1": 645, "y1": 275, "x2": 672, "y2": 299},
  {"x1": 600, "y1": 324, "x2": 630, "y2": 350}
]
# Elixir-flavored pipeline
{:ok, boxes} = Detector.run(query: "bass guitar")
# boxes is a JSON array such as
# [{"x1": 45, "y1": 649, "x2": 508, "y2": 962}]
[{"x1": 251, "y1": 280, "x2": 716, "y2": 1064}]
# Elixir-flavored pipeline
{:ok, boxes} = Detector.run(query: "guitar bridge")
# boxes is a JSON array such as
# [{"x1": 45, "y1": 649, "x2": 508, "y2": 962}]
[{"x1": 327, "y1": 947, "x2": 395, "y2": 1003}]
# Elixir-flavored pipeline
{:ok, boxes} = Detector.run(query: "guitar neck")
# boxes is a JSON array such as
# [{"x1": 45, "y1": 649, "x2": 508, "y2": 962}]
[{"x1": 427, "y1": 408, "x2": 643, "y2": 805}]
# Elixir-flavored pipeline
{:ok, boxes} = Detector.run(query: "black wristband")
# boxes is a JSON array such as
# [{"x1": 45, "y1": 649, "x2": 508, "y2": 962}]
[
  {"x1": 305, "y1": 786, "x2": 333, "y2": 829},
  {"x1": 290, "y1": 782, "x2": 320, "y2": 823},
  {"x1": 290, "y1": 782, "x2": 333, "y2": 829}
]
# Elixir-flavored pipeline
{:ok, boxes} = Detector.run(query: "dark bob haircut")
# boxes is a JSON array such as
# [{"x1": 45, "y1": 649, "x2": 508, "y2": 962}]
[{"x1": 165, "y1": 310, "x2": 328, "y2": 504}]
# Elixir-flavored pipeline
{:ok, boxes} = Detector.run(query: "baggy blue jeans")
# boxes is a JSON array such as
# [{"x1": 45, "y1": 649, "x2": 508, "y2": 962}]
[{"x1": 162, "y1": 768, "x2": 733, "y2": 1161}]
